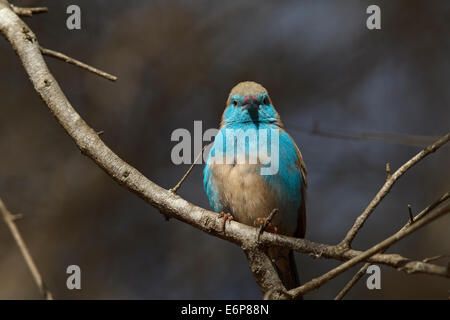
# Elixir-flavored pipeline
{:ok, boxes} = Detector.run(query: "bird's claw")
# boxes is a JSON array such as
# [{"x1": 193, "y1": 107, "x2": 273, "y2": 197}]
[
  {"x1": 255, "y1": 217, "x2": 278, "y2": 234},
  {"x1": 218, "y1": 212, "x2": 234, "y2": 233},
  {"x1": 255, "y1": 216, "x2": 278, "y2": 244}
]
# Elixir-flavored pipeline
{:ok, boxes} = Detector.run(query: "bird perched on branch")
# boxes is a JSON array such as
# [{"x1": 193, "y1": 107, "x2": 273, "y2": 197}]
[{"x1": 203, "y1": 81, "x2": 307, "y2": 296}]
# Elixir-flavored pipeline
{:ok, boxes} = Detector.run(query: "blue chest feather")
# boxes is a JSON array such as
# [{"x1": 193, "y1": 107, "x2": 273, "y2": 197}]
[{"x1": 203, "y1": 121, "x2": 303, "y2": 214}]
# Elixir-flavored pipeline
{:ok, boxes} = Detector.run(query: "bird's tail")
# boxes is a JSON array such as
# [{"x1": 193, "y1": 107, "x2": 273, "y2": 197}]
[{"x1": 269, "y1": 247, "x2": 302, "y2": 299}]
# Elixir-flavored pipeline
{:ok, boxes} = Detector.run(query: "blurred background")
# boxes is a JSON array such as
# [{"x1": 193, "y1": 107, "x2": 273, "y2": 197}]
[{"x1": 0, "y1": 0, "x2": 449, "y2": 299}]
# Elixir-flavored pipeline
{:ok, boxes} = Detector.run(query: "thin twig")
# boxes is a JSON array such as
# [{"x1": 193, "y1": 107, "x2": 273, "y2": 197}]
[
  {"x1": 335, "y1": 191, "x2": 450, "y2": 299},
  {"x1": 334, "y1": 262, "x2": 369, "y2": 300},
  {"x1": 422, "y1": 255, "x2": 449, "y2": 264},
  {"x1": 170, "y1": 144, "x2": 208, "y2": 193},
  {"x1": 0, "y1": 198, "x2": 53, "y2": 300},
  {"x1": 291, "y1": 122, "x2": 442, "y2": 147},
  {"x1": 340, "y1": 133, "x2": 450, "y2": 249},
  {"x1": 408, "y1": 204, "x2": 414, "y2": 223},
  {"x1": 244, "y1": 248, "x2": 291, "y2": 299},
  {"x1": 11, "y1": 5, "x2": 47, "y2": 17},
  {"x1": 385, "y1": 163, "x2": 391, "y2": 180},
  {"x1": 40, "y1": 46, "x2": 117, "y2": 81}
]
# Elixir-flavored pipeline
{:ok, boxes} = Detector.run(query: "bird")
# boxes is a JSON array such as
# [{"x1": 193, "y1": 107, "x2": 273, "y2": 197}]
[{"x1": 203, "y1": 81, "x2": 307, "y2": 296}]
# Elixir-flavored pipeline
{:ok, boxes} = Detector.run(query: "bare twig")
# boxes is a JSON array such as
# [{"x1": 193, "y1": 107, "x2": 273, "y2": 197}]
[
  {"x1": 11, "y1": 5, "x2": 47, "y2": 17},
  {"x1": 400, "y1": 192, "x2": 450, "y2": 231},
  {"x1": 291, "y1": 122, "x2": 442, "y2": 147},
  {"x1": 422, "y1": 255, "x2": 449, "y2": 263},
  {"x1": 334, "y1": 262, "x2": 369, "y2": 300},
  {"x1": 335, "y1": 191, "x2": 450, "y2": 299},
  {"x1": 255, "y1": 229, "x2": 449, "y2": 278},
  {"x1": 289, "y1": 201, "x2": 450, "y2": 298},
  {"x1": 385, "y1": 163, "x2": 391, "y2": 180},
  {"x1": 40, "y1": 46, "x2": 117, "y2": 81},
  {"x1": 408, "y1": 204, "x2": 414, "y2": 223},
  {"x1": 170, "y1": 144, "x2": 208, "y2": 193},
  {"x1": 0, "y1": 198, "x2": 53, "y2": 300},
  {"x1": 10, "y1": 213, "x2": 23, "y2": 220},
  {"x1": 340, "y1": 133, "x2": 450, "y2": 249}
]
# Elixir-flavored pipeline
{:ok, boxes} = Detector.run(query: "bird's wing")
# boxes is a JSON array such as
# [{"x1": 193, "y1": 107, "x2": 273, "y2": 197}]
[
  {"x1": 295, "y1": 144, "x2": 307, "y2": 238},
  {"x1": 284, "y1": 128, "x2": 307, "y2": 239}
]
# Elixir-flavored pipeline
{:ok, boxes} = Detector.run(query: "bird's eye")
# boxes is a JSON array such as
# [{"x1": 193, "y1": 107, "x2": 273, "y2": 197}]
[
  {"x1": 232, "y1": 100, "x2": 238, "y2": 106},
  {"x1": 263, "y1": 97, "x2": 269, "y2": 105}
]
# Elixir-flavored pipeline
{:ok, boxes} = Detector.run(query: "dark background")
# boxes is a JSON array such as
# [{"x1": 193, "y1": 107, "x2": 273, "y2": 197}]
[{"x1": 0, "y1": 0, "x2": 449, "y2": 299}]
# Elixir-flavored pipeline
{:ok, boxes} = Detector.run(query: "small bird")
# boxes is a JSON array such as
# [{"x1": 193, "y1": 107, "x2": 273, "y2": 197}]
[{"x1": 203, "y1": 81, "x2": 307, "y2": 295}]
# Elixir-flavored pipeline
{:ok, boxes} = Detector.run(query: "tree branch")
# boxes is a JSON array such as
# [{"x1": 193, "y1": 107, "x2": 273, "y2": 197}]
[
  {"x1": 334, "y1": 262, "x2": 369, "y2": 300},
  {"x1": 0, "y1": 198, "x2": 53, "y2": 300},
  {"x1": 244, "y1": 248, "x2": 291, "y2": 300},
  {"x1": 170, "y1": 144, "x2": 208, "y2": 193},
  {"x1": 289, "y1": 201, "x2": 450, "y2": 298},
  {"x1": 11, "y1": 4, "x2": 47, "y2": 17},
  {"x1": 340, "y1": 133, "x2": 450, "y2": 249},
  {"x1": 40, "y1": 46, "x2": 118, "y2": 81}
]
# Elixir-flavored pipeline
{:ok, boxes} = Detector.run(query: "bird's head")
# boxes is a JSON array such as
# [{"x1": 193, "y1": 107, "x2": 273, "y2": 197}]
[{"x1": 220, "y1": 81, "x2": 282, "y2": 127}]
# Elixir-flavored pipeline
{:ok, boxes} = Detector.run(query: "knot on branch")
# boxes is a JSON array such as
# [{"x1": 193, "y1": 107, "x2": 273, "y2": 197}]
[
  {"x1": 309, "y1": 249, "x2": 325, "y2": 259},
  {"x1": 336, "y1": 242, "x2": 351, "y2": 254},
  {"x1": 122, "y1": 170, "x2": 130, "y2": 179},
  {"x1": 22, "y1": 27, "x2": 35, "y2": 42}
]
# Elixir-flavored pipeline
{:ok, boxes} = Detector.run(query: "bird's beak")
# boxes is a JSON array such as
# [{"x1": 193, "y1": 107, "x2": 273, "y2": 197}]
[{"x1": 242, "y1": 95, "x2": 259, "y2": 110}]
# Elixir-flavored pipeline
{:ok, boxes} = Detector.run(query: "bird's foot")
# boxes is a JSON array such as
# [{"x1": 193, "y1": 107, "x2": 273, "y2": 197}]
[
  {"x1": 254, "y1": 217, "x2": 278, "y2": 234},
  {"x1": 218, "y1": 212, "x2": 234, "y2": 233},
  {"x1": 255, "y1": 209, "x2": 280, "y2": 244}
]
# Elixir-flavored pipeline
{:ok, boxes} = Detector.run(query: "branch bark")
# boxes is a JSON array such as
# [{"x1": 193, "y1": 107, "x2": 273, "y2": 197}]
[{"x1": 11, "y1": 5, "x2": 47, "y2": 17}]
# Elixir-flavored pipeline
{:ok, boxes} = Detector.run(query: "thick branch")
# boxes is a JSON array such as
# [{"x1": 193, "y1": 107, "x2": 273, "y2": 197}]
[
  {"x1": 40, "y1": 46, "x2": 117, "y2": 81},
  {"x1": 244, "y1": 248, "x2": 291, "y2": 300}
]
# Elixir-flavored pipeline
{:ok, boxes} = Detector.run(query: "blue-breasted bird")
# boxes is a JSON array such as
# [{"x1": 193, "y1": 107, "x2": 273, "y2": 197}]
[{"x1": 203, "y1": 81, "x2": 307, "y2": 294}]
